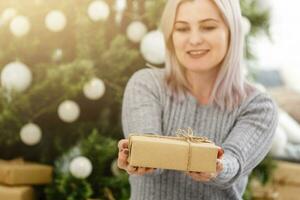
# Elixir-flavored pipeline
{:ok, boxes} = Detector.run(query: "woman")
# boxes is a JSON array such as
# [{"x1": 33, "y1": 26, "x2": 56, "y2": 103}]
[{"x1": 118, "y1": 0, "x2": 278, "y2": 199}]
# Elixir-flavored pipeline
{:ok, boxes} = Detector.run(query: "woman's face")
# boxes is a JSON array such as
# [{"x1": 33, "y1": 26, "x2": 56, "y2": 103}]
[{"x1": 172, "y1": 0, "x2": 229, "y2": 75}]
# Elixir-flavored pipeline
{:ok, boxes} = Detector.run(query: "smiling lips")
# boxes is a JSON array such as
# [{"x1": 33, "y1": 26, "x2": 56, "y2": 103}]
[{"x1": 187, "y1": 49, "x2": 209, "y2": 58}]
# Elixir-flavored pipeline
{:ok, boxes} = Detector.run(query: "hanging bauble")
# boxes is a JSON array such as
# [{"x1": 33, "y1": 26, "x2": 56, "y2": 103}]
[
  {"x1": 241, "y1": 16, "x2": 251, "y2": 35},
  {"x1": 126, "y1": 21, "x2": 147, "y2": 43},
  {"x1": 1, "y1": 61, "x2": 32, "y2": 93},
  {"x1": 111, "y1": 159, "x2": 122, "y2": 176},
  {"x1": 9, "y1": 15, "x2": 31, "y2": 37},
  {"x1": 114, "y1": 0, "x2": 127, "y2": 12},
  {"x1": 140, "y1": 30, "x2": 166, "y2": 65},
  {"x1": 69, "y1": 156, "x2": 93, "y2": 179},
  {"x1": 281, "y1": 67, "x2": 300, "y2": 93},
  {"x1": 83, "y1": 78, "x2": 105, "y2": 100},
  {"x1": 1, "y1": 8, "x2": 17, "y2": 23},
  {"x1": 88, "y1": 0, "x2": 110, "y2": 22},
  {"x1": 114, "y1": 0, "x2": 126, "y2": 24},
  {"x1": 45, "y1": 10, "x2": 67, "y2": 32},
  {"x1": 58, "y1": 100, "x2": 80, "y2": 123},
  {"x1": 20, "y1": 123, "x2": 42, "y2": 146},
  {"x1": 52, "y1": 48, "x2": 63, "y2": 62}
]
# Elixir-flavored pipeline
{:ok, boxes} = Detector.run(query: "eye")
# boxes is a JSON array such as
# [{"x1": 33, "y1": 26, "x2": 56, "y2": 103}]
[
  {"x1": 174, "y1": 27, "x2": 190, "y2": 32},
  {"x1": 201, "y1": 26, "x2": 217, "y2": 31}
]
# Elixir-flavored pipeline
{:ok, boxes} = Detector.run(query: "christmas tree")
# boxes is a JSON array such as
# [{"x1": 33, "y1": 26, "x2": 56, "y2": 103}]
[{"x1": 0, "y1": 0, "x2": 272, "y2": 199}]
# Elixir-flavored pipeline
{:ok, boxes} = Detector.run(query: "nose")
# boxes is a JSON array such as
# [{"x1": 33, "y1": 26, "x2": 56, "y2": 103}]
[{"x1": 189, "y1": 30, "x2": 204, "y2": 46}]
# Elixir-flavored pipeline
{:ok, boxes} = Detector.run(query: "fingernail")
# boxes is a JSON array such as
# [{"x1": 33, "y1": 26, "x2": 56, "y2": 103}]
[{"x1": 218, "y1": 148, "x2": 224, "y2": 158}]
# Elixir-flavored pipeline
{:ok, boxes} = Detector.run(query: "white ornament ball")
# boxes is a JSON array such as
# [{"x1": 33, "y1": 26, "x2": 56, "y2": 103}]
[
  {"x1": 140, "y1": 30, "x2": 166, "y2": 65},
  {"x1": 270, "y1": 125, "x2": 287, "y2": 157},
  {"x1": 256, "y1": 0, "x2": 271, "y2": 11},
  {"x1": 69, "y1": 156, "x2": 93, "y2": 179},
  {"x1": 20, "y1": 123, "x2": 42, "y2": 146},
  {"x1": 58, "y1": 100, "x2": 80, "y2": 123},
  {"x1": 111, "y1": 159, "x2": 122, "y2": 176},
  {"x1": 83, "y1": 78, "x2": 105, "y2": 100},
  {"x1": 88, "y1": 0, "x2": 110, "y2": 22},
  {"x1": 45, "y1": 10, "x2": 67, "y2": 32},
  {"x1": 52, "y1": 48, "x2": 63, "y2": 62},
  {"x1": 9, "y1": 15, "x2": 31, "y2": 37},
  {"x1": 281, "y1": 66, "x2": 300, "y2": 92},
  {"x1": 279, "y1": 109, "x2": 300, "y2": 144},
  {"x1": 1, "y1": 8, "x2": 17, "y2": 23},
  {"x1": 241, "y1": 16, "x2": 251, "y2": 35},
  {"x1": 1, "y1": 61, "x2": 32, "y2": 92},
  {"x1": 126, "y1": 21, "x2": 147, "y2": 43},
  {"x1": 114, "y1": 0, "x2": 127, "y2": 12}
]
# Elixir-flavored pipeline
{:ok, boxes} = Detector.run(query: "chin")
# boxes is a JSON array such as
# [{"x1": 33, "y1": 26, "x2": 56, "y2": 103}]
[{"x1": 183, "y1": 64, "x2": 214, "y2": 73}]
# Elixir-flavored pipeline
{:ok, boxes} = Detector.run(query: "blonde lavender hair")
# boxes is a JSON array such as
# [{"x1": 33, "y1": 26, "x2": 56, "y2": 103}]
[{"x1": 160, "y1": 0, "x2": 254, "y2": 110}]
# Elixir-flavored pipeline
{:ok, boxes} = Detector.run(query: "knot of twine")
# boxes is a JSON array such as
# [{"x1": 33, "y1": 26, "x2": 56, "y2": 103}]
[
  {"x1": 175, "y1": 128, "x2": 211, "y2": 144},
  {"x1": 175, "y1": 128, "x2": 213, "y2": 171}
]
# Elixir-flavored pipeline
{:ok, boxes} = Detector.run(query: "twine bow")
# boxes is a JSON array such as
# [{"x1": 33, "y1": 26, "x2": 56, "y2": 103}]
[
  {"x1": 175, "y1": 128, "x2": 212, "y2": 144},
  {"x1": 175, "y1": 128, "x2": 213, "y2": 171}
]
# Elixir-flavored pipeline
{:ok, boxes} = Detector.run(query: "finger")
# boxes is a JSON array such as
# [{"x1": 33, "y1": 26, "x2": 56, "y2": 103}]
[
  {"x1": 197, "y1": 172, "x2": 212, "y2": 179},
  {"x1": 188, "y1": 172, "x2": 212, "y2": 181},
  {"x1": 118, "y1": 149, "x2": 129, "y2": 159},
  {"x1": 126, "y1": 165, "x2": 137, "y2": 175},
  {"x1": 136, "y1": 167, "x2": 147, "y2": 175},
  {"x1": 145, "y1": 168, "x2": 155, "y2": 173},
  {"x1": 118, "y1": 139, "x2": 129, "y2": 151},
  {"x1": 117, "y1": 150, "x2": 129, "y2": 169},
  {"x1": 217, "y1": 148, "x2": 224, "y2": 159},
  {"x1": 210, "y1": 172, "x2": 217, "y2": 179},
  {"x1": 189, "y1": 173, "x2": 211, "y2": 182},
  {"x1": 216, "y1": 159, "x2": 224, "y2": 173},
  {"x1": 188, "y1": 171, "x2": 210, "y2": 178}
]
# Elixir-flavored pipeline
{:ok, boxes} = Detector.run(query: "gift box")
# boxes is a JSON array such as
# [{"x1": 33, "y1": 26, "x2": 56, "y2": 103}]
[
  {"x1": 272, "y1": 160, "x2": 300, "y2": 200},
  {"x1": 128, "y1": 134, "x2": 219, "y2": 172},
  {"x1": 251, "y1": 160, "x2": 300, "y2": 200},
  {"x1": 251, "y1": 180, "x2": 279, "y2": 200},
  {"x1": 0, "y1": 158, "x2": 53, "y2": 185},
  {"x1": 252, "y1": 189, "x2": 279, "y2": 200},
  {"x1": 0, "y1": 185, "x2": 34, "y2": 200}
]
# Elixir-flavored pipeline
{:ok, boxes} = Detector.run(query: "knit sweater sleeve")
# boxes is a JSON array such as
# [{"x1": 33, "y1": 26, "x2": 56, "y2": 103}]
[
  {"x1": 209, "y1": 93, "x2": 278, "y2": 189},
  {"x1": 122, "y1": 68, "x2": 163, "y2": 138}
]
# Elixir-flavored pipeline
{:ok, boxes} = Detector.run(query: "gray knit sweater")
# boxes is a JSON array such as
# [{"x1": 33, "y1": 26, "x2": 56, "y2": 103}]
[{"x1": 122, "y1": 68, "x2": 278, "y2": 200}]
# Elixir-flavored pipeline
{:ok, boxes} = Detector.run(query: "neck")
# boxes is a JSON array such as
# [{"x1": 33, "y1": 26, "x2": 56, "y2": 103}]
[{"x1": 186, "y1": 68, "x2": 219, "y2": 104}]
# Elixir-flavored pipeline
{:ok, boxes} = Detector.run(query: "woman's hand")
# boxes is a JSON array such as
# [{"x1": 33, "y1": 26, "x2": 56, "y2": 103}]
[
  {"x1": 187, "y1": 148, "x2": 224, "y2": 182},
  {"x1": 117, "y1": 139, "x2": 156, "y2": 175}
]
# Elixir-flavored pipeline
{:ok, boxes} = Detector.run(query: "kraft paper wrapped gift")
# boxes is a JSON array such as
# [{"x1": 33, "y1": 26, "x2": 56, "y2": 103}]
[
  {"x1": 0, "y1": 158, "x2": 53, "y2": 185},
  {"x1": 271, "y1": 160, "x2": 300, "y2": 200},
  {"x1": 128, "y1": 134, "x2": 219, "y2": 172},
  {"x1": 251, "y1": 160, "x2": 300, "y2": 200},
  {"x1": 0, "y1": 185, "x2": 34, "y2": 200}
]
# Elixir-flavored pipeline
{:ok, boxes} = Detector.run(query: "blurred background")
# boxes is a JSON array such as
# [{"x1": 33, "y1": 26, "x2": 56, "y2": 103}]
[{"x1": 0, "y1": 0, "x2": 299, "y2": 200}]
